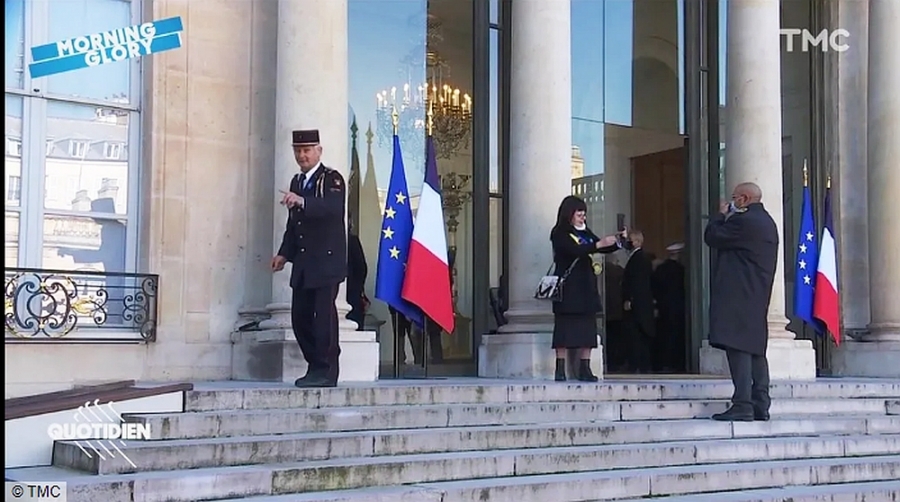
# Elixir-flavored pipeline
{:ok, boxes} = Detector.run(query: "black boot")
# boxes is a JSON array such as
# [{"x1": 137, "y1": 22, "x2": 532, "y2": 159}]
[
  {"x1": 577, "y1": 359, "x2": 599, "y2": 382},
  {"x1": 554, "y1": 358, "x2": 567, "y2": 381}
]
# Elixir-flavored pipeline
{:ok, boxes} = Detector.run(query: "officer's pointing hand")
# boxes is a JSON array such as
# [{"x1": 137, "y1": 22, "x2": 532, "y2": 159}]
[
  {"x1": 279, "y1": 190, "x2": 304, "y2": 209},
  {"x1": 271, "y1": 255, "x2": 287, "y2": 272}
]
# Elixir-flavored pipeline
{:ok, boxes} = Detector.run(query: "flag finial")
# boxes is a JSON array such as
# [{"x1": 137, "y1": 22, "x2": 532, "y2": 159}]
[
  {"x1": 826, "y1": 175, "x2": 831, "y2": 189},
  {"x1": 802, "y1": 158, "x2": 809, "y2": 187},
  {"x1": 391, "y1": 106, "x2": 399, "y2": 135},
  {"x1": 426, "y1": 99, "x2": 434, "y2": 137}
]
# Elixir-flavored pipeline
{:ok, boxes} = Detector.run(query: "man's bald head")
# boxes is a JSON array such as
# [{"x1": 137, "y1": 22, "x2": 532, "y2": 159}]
[{"x1": 732, "y1": 182, "x2": 762, "y2": 208}]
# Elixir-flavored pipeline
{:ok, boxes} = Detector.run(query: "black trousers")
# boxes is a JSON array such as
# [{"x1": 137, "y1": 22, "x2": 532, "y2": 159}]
[
  {"x1": 725, "y1": 348, "x2": 771, "y2": 412},
  {"x1": 291, "y1": 284, "x2": 340, "y2": 381},
  {"x1": 624, "y1": 313, "x2": 653, "y2": 373}
]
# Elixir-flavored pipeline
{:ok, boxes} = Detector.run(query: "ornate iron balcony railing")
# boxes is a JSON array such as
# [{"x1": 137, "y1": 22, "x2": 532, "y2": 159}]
[{"x1": 4, "y1": 268, "x2": 159, "y2": 343}]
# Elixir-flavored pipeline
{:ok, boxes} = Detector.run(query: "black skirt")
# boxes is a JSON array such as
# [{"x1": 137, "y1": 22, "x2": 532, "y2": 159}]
[{"x1": 552, "y1": 314, "x2": 599, "y2": 349}]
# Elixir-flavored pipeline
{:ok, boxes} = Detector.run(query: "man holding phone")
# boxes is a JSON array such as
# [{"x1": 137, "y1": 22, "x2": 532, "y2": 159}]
[
  {"x1": 271, "y1": 129, "x2": 347, "y2": 388},
  {"x1": 704, "y1": 182, "x2": 778, "y2": 421}
]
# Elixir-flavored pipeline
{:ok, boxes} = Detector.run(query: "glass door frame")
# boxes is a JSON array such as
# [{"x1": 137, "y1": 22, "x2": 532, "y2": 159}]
[{"x1": 682, "y1": 0, "x2": 720, "y2": 373}]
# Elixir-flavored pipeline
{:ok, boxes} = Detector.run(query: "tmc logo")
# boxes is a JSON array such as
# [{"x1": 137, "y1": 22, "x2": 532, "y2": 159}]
[{"x1": 781, "y1": 28, "x2": 850, "y2": 52}]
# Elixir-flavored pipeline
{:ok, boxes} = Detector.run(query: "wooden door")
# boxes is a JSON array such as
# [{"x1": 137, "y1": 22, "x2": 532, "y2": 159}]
[{"x1": 631, "y1": 147, "x2": 687, "y2": 259}]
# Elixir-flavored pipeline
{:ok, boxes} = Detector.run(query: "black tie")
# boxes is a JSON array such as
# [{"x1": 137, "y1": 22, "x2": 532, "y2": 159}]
[{"x1": 298, "y1": 173, "x2": 307, "y2": 191}]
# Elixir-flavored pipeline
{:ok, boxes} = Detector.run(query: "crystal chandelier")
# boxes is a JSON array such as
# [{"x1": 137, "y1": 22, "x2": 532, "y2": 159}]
[{"x1": 375, "y1": 14, "x2": 473, "y2": 160}]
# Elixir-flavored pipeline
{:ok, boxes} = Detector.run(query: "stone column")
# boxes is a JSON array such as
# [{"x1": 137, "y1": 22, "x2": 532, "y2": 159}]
[
  {"x1": 834, "y1": 0, "x2": 900, "y2": 377},
  {"x1": 479, "y1": 0, "x2": 601, "y2": 379},
  {"x1": 235, "y1": 0, "x2": 379, "y2": 383},
  {"x1": 698, "y1": 0, "x2": 816, "y2": 380}
]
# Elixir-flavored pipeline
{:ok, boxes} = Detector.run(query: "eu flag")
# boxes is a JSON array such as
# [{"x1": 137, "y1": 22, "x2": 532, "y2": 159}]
[
  {"x1": 374, "y1": 134, "x2": 423, "y2": 326},
  {"x1": 793, "y1": 185, "x2": 821, "y2": 332}
]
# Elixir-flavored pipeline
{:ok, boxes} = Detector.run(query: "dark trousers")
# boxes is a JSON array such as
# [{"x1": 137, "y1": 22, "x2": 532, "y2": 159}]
[
  {"x1": 624, "y1": 313, "x2": 653, "y2": 373},
  {"x1": 291, "y1": 284, "x2": 340, "y2": 381},
  {"x1": 725, "y1": 348, "x2": 771, "y2": 413},
  {"x1": 605, "y1": 320, "x2": 626, "y2": 372}
]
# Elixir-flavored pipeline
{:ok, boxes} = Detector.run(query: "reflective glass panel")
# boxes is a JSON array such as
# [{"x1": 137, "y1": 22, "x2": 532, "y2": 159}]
[
  {"x1": 44, "y1": 100, "x2": 131, "y2": 214},
  {"x1": 46, "y1": 0, "x2": 133, "y2": 103},
  {"x1": 5, "y1": 0, "x2": 25, "y2": 88}
]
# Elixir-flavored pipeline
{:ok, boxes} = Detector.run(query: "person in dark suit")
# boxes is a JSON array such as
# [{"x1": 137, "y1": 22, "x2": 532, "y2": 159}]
[
  {"x1": 550, "y1": 195, "x2": 620, "y2": 382},
  {"x1": 602, "y1": 256, "x2": 626, "y2": 372},
  {"x1": 705, "y1": 182, "x2": 778, "y2": 422},
  {"x1": 346, "y1": 224, "x2": 368, "y2": 329},
  {"x1": 651, "y1": 242, "x2": 687, "y2": 373},
  {"x1": 622, "y1": 229, "x2": 655, "y2": 374},
  {"x1": 272, "y1": 129, "x2": 347, "y2": 388}
]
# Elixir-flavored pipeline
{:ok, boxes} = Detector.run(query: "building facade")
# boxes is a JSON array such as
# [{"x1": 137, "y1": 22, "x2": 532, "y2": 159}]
[{"x1": 5, "y1": 0, "x2": 899, "y2": 398}]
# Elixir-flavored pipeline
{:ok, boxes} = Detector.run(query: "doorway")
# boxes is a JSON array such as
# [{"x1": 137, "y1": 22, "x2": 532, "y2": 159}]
[
  {"x1": 602, "y1": 145, "x2": 691, "y2": 375},
  {"x1": 632, "y1": 147, "x2": 687, "y2": 259}
]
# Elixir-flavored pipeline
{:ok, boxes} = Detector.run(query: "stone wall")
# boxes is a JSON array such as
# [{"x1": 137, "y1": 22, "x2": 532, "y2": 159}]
[{"x1": 4, "y1": 0, "x2": 278, "y2": 398}]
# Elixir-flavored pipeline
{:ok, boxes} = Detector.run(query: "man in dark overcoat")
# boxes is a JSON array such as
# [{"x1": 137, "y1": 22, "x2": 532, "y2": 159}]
[
  {"x1": 651, "y1": 242, "x2": 687, "y2": 372},
  {"x1": 704, "y1": 182, "x2": 778, "y2": 421},
  {"x1": 272, "y1": 129, "x2": 347, "y2": 388},
  {"x1": 622, "y1": 230, "x2": 655, "y2": 373}
]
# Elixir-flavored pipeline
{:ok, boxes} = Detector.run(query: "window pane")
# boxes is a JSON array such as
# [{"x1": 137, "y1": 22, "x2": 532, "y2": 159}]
[
  {"x1": 45, "y1": 0, "x2": 132, "y2": 103},
  {"x1": 6, "y1": 95, "x2": 23, "y2": 208},
  {"x1": 44, "y1": 100, "x2": 130, "y2": 214},
  {"x1": 5, "y1": 0, "x2": 25, "y2": 88},
  {"x1": 489, "y1": 29, "x2": 499, "y2": 192},
  {"x1": 5, "y1": 211, "x2": 20, "y2": 267},
  {"x1": 489, "y1": 0, "x2": 498, "y2": 24},
  {"x1": 42, "y1": 214, "x2": 127, "y2": 272}
]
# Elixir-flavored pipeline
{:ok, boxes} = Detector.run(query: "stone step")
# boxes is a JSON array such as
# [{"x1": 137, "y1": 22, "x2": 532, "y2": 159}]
[
  {"x1": 614, "y1": 480, "x2": 900, "y2": 501},
  {"x1": 52, "y1": 415, "x2": 900, "y2": 474},
  {"x1": 888, "y1": 399, "x2": 899, "y2": 415},
  {"x1": 126, "y1": 398, "x2": 895, "y2": 440},
  {"x1": 28, "y1": 434, "x2": 899, "y2": 501},
  {"x1": 185, "y1": 380, "x2": 900, "y2": 412},
  {"x1": 206, "y1": 455, "x2": 900, "y2": 501}
]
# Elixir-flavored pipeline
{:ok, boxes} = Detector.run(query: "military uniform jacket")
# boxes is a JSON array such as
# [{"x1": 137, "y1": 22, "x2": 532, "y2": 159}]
[{"x1": 277, "y1": 165, "x2": 348, "y2": 289}]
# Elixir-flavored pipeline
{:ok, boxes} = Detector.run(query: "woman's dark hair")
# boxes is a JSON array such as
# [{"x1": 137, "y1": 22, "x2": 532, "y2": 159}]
[{"x1": 553, "y1": 195, "x2": 588, "y2": 232}]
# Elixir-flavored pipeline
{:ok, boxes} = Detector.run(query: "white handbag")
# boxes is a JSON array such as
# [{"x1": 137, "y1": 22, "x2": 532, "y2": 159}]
[{"x1": 533, "y1": 259, "x2": 580, "y2": 302}]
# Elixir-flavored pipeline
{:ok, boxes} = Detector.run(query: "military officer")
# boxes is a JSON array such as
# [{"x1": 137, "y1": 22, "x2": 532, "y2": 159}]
[{"x1": 271, "y1": 129, "x2": 347, "y2": 388}]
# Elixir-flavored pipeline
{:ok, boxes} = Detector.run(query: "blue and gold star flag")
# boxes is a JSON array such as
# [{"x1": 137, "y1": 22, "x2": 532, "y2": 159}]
[
  {"x1": 793, "y1": 182, "x2": 821, "y2": 332},
  {"x1": 374, "y1": 134, "x2": 423, "y2": 326}
]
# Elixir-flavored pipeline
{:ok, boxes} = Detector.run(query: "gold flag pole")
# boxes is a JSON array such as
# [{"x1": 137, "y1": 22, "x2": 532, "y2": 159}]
[
  {"x1": 426, "y1": 99, "x2": 434, "y2": 137},
  {"x1": 391, "y1": 106, "x2": 399, "y2": 135},
  {"x1": 802, "y1": 158, "x2": 809, "y2": 187}
]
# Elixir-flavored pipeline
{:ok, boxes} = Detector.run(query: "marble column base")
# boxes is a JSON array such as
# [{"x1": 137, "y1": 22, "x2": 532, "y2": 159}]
[
  {"x1": 830, "y1": 340, "x2": 900, "y2": 378},
  {"x1": 478, "y1": 332, "x2": 604, "y2": 380},
  {"x1": 231, "y1": 328, "x2": 380, "y2": 383},
  {"x1": 698, "y1": 338, "x2": 817, "y2": 380}
]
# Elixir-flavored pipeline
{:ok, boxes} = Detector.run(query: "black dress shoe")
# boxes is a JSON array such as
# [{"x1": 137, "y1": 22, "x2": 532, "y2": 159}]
[
  {"x1": 754, "y1": 409, "x2": 771, "y2": 421},
  {"x1": 711, "y1": 406, "x2": 754, "y2": 422},
  {"x1": 294, "y1": 375, "x2": 337, "y2": 388}
]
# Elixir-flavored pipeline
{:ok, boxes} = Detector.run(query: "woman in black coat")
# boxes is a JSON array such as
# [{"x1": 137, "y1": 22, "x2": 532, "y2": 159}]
[{"x1": 551, "y1": 195, "x2": 621, "y2": 382}]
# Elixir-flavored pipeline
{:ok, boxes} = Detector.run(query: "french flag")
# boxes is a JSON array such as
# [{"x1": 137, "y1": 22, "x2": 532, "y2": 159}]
[
  {"x1": 813, "y1": 186, "x2": 841, "y2": 345},
  {"x1": 402, "y1": 136, "x2": 455, "y2": 333}
]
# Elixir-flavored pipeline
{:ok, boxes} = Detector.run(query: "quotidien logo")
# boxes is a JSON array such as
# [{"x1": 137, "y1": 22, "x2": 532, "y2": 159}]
[{"x1": 47, "y1": 400, "x2": 150, "y2": 469}]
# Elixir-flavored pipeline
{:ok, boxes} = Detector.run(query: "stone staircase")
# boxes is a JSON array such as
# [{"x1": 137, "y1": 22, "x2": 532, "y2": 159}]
[{"x1": 7, "y1": 378, "x2": 900, "y2": 501}]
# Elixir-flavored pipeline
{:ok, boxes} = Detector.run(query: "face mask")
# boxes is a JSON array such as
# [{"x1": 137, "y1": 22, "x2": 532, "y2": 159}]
[{"x1": 728, "y1": 201, "x2": 748, "y2": 214}]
